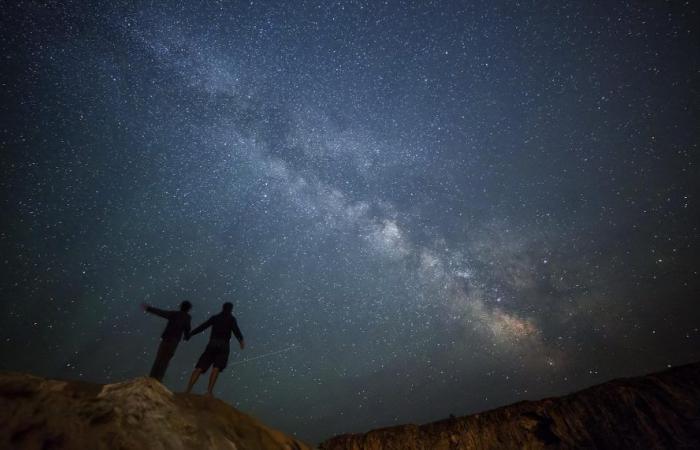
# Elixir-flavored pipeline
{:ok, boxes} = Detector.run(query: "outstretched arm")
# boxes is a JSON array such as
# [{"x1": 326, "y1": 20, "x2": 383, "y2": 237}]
[
  {"x1": 190, "y1": 317, "x2": 213, "y2": 337},
  {"x1": 142, "y1": 303, "x2": 172, "y2": 319}
]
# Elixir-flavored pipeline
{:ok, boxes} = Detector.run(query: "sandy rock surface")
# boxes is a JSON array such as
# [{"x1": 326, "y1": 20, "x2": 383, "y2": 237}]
[{"x1": 0, "y1": 372, "x2": 312, "y2": 450}]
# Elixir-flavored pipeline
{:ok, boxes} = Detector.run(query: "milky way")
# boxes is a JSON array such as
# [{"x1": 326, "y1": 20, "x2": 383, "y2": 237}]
[{"x1": 1, "y1": 1, "x2": 699, "y2": 443}]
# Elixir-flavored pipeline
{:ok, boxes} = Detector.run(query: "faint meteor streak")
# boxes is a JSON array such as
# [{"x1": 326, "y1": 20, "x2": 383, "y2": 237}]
[{"x1": 228, "y1": 344, "x2": 297, "y2": 367}]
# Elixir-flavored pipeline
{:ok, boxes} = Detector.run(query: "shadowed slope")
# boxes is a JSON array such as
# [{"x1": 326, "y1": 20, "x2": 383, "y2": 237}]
[{"x1": 320, "y1": 362, "x2": 700, "y2": 450}]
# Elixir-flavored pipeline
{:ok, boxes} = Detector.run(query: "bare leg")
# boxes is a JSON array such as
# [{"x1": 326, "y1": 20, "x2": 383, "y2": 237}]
[
  {"x1": 185, "y1": 368, "x2": 202, "y2": 393},
  {"x1": 206, "y1": 367, "x2": 220, "y2": 397}
]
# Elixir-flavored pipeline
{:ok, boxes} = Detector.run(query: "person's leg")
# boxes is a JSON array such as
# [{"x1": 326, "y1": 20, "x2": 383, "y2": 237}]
[
  {"x1": 149, "y1": 357, "x2": 162, "y2": 380},
  {"x1": 150, "y1": 340, "x2": 176, "y2": 381},
  {"x1": 206, "y1": 367, "x2": 220, "y2": 396},
  {"x1": 162, "y1": 341, "x2": 178, "y2": 379},
  {"x1": 185, "y1": 368, "x2": 202, "y2": 393},
  {"x1": 188, "y1": 346, "x2": 215, "y2": 393},
  {"x1": 206, "y1": 348, "x2": 228, "y2": 397}
]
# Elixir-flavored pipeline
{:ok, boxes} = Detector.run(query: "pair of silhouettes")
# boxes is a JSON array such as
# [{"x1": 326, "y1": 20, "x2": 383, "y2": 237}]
[{"x1": 142, "y1": 301, "x2": 245, "y2": 396}]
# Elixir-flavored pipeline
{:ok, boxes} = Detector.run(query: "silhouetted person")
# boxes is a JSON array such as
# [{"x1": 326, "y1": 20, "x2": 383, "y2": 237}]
[
  {"x1": 142, "y1": 300, "x2": 192, "y2": 382},
  {"x1": 185, "y1": 302, "x2": 245, "y2": 396}
]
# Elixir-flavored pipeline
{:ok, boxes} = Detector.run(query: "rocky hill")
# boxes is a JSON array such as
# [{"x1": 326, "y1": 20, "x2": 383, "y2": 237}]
[
  {"x1": 0, "y1": 372, "x2": 311, "y2": 450},
  {"x1": 3, "y1": 362, "x2": 699, "y2": 450},
  {"x1": 320, "y1": 362, "x2": 700, "y2": 450}
]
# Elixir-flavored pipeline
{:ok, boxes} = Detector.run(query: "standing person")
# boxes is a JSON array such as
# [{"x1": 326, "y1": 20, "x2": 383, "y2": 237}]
[
  {"x1": 185, "y1": 302, "x2": 245, "y2": 397},
  {"x1": 142, "y1": 300, "x2": 192, "y2": 382}
]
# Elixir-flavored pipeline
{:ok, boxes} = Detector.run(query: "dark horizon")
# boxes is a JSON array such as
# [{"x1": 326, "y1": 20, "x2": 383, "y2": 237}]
[{"x1": 1, "y1": 0, "x2": 699, "y2": 444}]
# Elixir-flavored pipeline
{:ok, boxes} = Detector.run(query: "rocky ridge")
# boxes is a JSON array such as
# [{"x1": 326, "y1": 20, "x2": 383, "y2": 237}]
[
  {"x1": 0, "y1": 372, "x2": 311, "y2": 450},
  {"x1": 320, "y1": 362, "x2": 700, "y2": 450}
]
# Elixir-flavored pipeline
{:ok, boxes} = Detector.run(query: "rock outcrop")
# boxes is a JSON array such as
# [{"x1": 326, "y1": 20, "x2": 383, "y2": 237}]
[
  {"x1": 0, "y1": 372, "x2": 311, "y2": 450},
  {"x1": 320, "y1": 362, "x2": 700, "y2": 450}
]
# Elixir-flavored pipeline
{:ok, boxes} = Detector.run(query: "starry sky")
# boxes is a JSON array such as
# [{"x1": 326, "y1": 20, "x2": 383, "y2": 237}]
[{"x1": 1, "y1": 0, "x2": 699, "y2": 444}]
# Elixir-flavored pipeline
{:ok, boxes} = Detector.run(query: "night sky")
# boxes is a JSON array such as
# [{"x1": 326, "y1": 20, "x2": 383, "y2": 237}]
[{"x1": 1, "y1": 0, "x2": 699, "y2": 444}]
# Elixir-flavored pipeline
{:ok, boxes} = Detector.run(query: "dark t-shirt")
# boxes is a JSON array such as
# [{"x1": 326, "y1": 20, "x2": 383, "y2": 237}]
[
  {"x1": 146, "y1": 307, "x2": 191, "y2": 341},
  {"x1": 191, "y1": 312, "x2": 243, "y2": 345}
]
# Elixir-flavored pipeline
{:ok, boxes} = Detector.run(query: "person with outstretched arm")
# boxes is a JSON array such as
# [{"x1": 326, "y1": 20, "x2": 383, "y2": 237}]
[
  {"x1": 142, "y1": 300, "x2": 192, "y2": 382},
  {"x1": 185, "y1": 302, "x2": 245, "y2": 397}
]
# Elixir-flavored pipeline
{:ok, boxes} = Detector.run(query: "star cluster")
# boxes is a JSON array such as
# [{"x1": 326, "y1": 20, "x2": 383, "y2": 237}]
[{"x1": 1, "y1": 0, "x2": 699, "y2": 443}]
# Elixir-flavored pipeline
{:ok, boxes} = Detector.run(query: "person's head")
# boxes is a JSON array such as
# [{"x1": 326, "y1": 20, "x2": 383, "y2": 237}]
[
  {"x1": 180, "y1": 300, "x2": 192, "y2": 312},
  {"x1": 222, "y1": 302, "x2": 233, "y2": 314}
]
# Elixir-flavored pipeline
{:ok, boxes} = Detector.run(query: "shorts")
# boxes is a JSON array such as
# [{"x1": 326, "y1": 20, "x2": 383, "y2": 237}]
[{"x1": 196, "y1": 341, "x2": 230, "y2": 372}]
